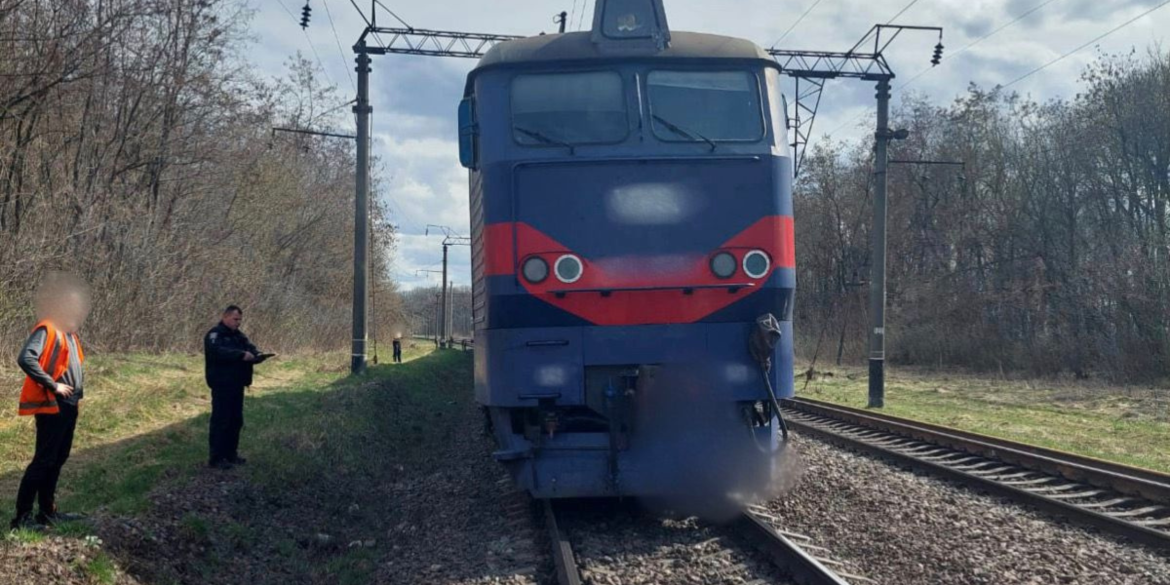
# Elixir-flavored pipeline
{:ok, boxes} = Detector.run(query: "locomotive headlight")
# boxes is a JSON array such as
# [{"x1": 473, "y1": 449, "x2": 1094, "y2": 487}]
[
  {"x1": 743, "y1": 250, "x2": 771, "y2": 279},
  {"x1": 710, "y1": 251, "x2": 737, "y2": 279},
  {"x1": 554, "y1": 254, "x2": 583, "y2": 283},
  {"x1": 522, "y1": 256, "x2": 549, "y2": 283}
]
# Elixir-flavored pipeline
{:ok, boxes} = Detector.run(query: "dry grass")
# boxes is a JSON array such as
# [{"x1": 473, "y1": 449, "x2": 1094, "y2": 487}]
[
  {"x1": 796, "y1": 362, "x2": 1170, "y2": 472},
  {"x1": 0, "y1": 343, "x2": 432, "y2": 514}
]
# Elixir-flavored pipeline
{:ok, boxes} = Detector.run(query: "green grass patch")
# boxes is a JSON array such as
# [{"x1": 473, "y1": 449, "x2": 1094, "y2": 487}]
[
  {"x1": 320, "y1": 547, "x2": 378, "y2": 585},
  {"x1": 83, "y1": 552, "x2": 118, "y2": 585},
  {"x1": 52, "y1": 519, "x2": 94, "y2": 538},
  {"x1": 4, "y1": 528, "x2": 45, "y2": 544},
  {"x1": 179, "y1": 513, "x2": 210, "y2": 542},
  {"x1": 798, "y1": 363, "x2": 1170, "y2": 472},
  {"x1": 0, "y1": 341, "x2": 463, "y2": 583}
]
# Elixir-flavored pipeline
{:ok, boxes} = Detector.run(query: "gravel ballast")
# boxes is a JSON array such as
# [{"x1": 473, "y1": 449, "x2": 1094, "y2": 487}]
[
  {"x1": 562, "y1": 503, "x2": 793, "y2": 585},
  {"x1": 765, "y1": 432, "x2": 1170, "y2": 585}
]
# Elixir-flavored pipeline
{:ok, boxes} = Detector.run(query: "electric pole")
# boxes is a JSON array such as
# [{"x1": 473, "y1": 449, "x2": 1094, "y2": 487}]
[
  {"x1": 416, "y1": 268, "x2": 444, "y2": 343},
  {"x1": 351, "y1": 43, "x2": 372, "y2": 375},
  {"x1": 868, "y1": 79, "x2": 891, "y2": 408},
  {"x1": 426, "y1": 225, "x2": 471, "y2": 348}
]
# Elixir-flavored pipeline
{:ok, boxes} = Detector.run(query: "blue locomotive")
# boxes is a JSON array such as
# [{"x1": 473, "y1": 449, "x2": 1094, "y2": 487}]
[{"x1": 458, "y1": 0, "x2": 795, "y2": 500}]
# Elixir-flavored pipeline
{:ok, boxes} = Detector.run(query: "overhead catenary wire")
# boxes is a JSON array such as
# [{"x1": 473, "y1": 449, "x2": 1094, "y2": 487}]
[
  {"x1": 1003, "y1": 0, "x2": 1170, "y2": 88},
  {"x1": 885, "y1": 0, "x2": 920, "y2": 24},
  {"x1": 274, "y1": 0, "x2": 337, "y2": 87},
  {"x1": 822, "y1": 0, "x2": 1062, "y2": 138},
  {"x1": 373, "y1": 0, "x2": 413, "y2": 29},
  {"x1": 769, "y1": 0, "x2": 825, "y2": 49},
  {"x1": 321, "y1": 0, "x2": 355, "y2": 90},
  {"x1": 577, "y1": 0, "x2": 590, "y2": 31},
  {"x1": 895, "y1": 0, "x2": 1061, "y2": 92}
]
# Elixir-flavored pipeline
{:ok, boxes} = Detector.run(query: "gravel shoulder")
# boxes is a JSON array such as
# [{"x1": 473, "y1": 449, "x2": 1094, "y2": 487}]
[{"x1": 766, "y1": 432, "x2": 1170, "y2": 585}]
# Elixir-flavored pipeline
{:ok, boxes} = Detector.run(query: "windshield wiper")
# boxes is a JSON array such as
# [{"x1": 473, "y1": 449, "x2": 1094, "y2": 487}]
[
  {"x1": 513, "y1": 125, "x2": 576, "y2": 155},
  {"x1": 652, "y1": 114, "x2": 716, "y2": 152}
]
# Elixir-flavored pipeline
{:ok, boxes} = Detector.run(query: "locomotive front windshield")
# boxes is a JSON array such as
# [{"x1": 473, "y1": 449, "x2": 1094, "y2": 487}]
[
  {"x1": 509, "y1": 68, "x2": 768, "y2": 148},
  {"x1": 511, "y1": 71, "x2": 628, "y2": 145},
  {"x1": 647, "y1": 70, "x2": 763, "y2": 142}
]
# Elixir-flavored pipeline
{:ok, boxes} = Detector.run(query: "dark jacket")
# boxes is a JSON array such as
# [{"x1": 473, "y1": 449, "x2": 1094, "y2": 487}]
[{"x1": 203, "y1": 323, "x2": 259, "y2": 388}]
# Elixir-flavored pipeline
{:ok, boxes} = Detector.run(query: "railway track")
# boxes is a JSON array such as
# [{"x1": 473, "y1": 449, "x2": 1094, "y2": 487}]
[
  {"x1": 783, "y1": 397, "x2": 1170, "y2": 550},
  {"x1": 541, "y1": 500, "x2": 859, "y2": 584}
]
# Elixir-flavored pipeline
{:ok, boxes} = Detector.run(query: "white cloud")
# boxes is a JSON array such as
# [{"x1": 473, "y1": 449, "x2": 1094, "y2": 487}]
[{"x1": 248, "y1": 0, "x2": 1170, "y2": 290}]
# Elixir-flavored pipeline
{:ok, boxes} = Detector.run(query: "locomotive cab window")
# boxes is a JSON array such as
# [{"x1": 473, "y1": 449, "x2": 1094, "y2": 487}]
[
  {"x1": 511, "y1": 71, "x2": 628, "y2": 146},
  {"x1": 647, "y1": 70, "x2": 764, "y2": 143}
]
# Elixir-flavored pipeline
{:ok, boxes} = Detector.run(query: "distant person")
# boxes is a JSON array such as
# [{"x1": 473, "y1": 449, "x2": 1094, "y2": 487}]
[
  {"x1": 203, "y1": 305, "x2": 268, "y2": 470},
  {"x1": 392, "y1": 336, "x2": 403, "y2": 363},
  {"x1": 11, "y1": 274, "x2": 91, "y2": 530}
]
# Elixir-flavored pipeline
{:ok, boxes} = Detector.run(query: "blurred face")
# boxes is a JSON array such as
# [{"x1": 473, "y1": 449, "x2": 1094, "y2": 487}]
[
  {"x1": 222, "y1": 310, "x2": 242, "y2": 330},
  {"x1": 36, "y1": 287, "x2": 90, "y2": 333},
  {"x1": 58, "y1": 291, "x2": 91, "y2": 332}
]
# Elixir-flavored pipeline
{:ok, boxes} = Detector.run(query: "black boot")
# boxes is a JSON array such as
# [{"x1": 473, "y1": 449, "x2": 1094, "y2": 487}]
[{"x1": 9, "y1": 512, "x2": 42, "y2": 531}]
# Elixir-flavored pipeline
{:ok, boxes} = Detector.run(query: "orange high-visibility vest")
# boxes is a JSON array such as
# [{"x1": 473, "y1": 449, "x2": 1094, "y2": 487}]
[{"x1": 18, "y1": 320, "x2": 84, "y2": 416}]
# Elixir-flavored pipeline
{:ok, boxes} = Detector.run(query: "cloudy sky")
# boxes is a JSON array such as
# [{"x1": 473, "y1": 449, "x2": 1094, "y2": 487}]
[{"x1": 251, "y1": 0, "x2": 1169, "y2": 290}]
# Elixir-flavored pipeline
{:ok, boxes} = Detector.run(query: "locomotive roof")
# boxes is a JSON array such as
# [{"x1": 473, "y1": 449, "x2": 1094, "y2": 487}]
[{"x1": 475, "y1": 31, "x2": 773, "y2": 69}]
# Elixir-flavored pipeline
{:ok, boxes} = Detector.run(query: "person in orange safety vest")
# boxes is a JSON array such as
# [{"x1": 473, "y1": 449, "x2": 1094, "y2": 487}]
[{"x1": 10, "y1": 274, "x2": 91, "y2": 531}]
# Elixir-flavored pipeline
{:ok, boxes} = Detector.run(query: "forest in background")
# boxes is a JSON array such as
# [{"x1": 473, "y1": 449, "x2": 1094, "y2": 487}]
[
  {"x1": 3, "y1": 0, "x2": 1168, "y2": 383},
  {"x1": 795, "y1": 49, "x2": 1170, "y2": 382},
  {"x1": 0, "y1": 0, "x2": 405, "y2": 352}
]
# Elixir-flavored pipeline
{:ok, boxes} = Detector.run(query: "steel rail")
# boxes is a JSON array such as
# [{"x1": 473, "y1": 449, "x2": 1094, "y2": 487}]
[
  {"x1": 733, "y1": 511, "x2": 856, "y2": 584},
  {"x1": 784, "y1": 397, "x2": 1170, "y2": 550},
  {"x1": 543, "y1": 500, "x2": 583, "y2": 585}
]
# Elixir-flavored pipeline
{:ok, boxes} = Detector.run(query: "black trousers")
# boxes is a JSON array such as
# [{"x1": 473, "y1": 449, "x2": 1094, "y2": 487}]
[
  {"x1": 16, "y1": 402, "x2": 79, "y2": 517},
  {"x1": 393, "y1": 347, "x2": 402, "y2": 363},
  {"x1": 209, "y1": 384, "x2": 245, "y2": 463}
]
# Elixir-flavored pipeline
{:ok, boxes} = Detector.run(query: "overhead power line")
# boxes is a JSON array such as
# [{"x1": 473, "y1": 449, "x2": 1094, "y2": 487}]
[
  {"x1": 896, "y1": 0, "x2": 1061, "y2": 92},
  {"x1": 321, "y1": 0, "x2": 356, "y2": 90},
  {"x1": 374, "y1": 0, "x2": 413, "y2": 29},
  {"x1": 885, "y1": 0, "x2": 920, "y2": 24},
  {"x1": 770, "y1": 0, "x2": 825, "y2": 49},
  {"x1": 1003, "y1": 0, "x2": 1170, "y2": 88},
  {"x1": 577, "y1": 0, "x2": 590, "y2": 31},
  {"x1": 274, "y1": 0, "x2": 337, "y2": 87},
  {"x1": 823, "y1": 0, "x2": 1063, "y2": 137}
]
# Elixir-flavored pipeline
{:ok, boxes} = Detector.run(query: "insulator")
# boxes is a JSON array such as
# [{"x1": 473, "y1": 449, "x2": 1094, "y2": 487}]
[
  {"x1": 300, "y1": 4, "x2": 311, "y2": 29},
  {"x1": 931, "y1": 42, "x2": 944, "y2": 66}
]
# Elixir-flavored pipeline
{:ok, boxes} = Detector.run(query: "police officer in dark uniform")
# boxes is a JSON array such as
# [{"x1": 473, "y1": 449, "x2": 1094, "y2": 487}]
[{"x1": 203, "y1": 305, "x2": 263, "y2": 470}]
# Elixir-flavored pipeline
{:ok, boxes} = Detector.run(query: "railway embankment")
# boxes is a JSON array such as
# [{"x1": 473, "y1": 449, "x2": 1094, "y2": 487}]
[{"x1": 0, "y1": 348, "x2": 541, "y2": 585}]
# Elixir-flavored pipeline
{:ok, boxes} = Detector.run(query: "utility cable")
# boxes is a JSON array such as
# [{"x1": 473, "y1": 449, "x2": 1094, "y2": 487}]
[
  {"x1": 769, "y1": 0, "x2": 825, "y2": 49},
  {"x1": 373, "y1": 0, "x2": 413, "y2": 29},
  {"x1": 885, "y1": 0, "x2": 920, "y2": 24},
  {"x1": 896, "y1": 0, "x2": 1061, "y2": 92},
  {"x1": 275, "y1": 0, "x2": 336, "y2": 87},
  {"x1": 577, "y1": 0, "x2": 590, "y2": 31},
  {"x1": 823, "y1": 0, "x2": 1062, "y2": 137},
  {"x1": 1004, "y1": 0, "x2": 1170, "y2": 88},
  {"x1": 321, "y1": 0, "x2": 355, "y2": 90}
]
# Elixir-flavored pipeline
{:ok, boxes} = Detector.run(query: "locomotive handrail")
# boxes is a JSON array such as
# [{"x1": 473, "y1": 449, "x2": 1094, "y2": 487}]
[{"x1": 550, "y1": 283, "x2": 757, "y2": 298}]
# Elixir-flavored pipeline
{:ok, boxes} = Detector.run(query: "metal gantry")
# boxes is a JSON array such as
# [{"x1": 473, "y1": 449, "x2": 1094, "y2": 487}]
[{"x1": 358, "y1": 27, "x2": 522, "y2": 58}]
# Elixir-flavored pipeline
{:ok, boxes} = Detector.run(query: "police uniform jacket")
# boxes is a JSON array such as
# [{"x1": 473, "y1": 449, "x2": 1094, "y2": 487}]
[{"x1": 204, "y1": 323, "x2": 260, "y2": 388}]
